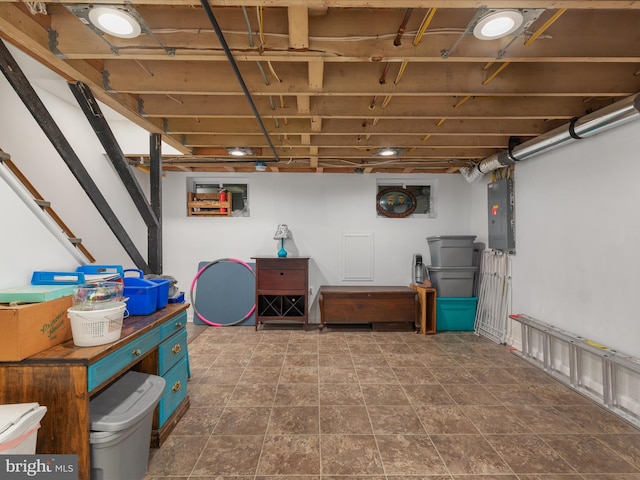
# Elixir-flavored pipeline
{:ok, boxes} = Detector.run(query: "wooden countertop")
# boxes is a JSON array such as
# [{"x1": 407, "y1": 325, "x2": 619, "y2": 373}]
[{"x1": 9, "y1": 303, "x2": 189, "y2": 365}]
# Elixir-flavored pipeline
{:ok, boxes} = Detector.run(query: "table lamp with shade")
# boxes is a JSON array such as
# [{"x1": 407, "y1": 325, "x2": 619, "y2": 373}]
[{"x1": 273, "y1": 224, "x2": 291, "y2": 257}]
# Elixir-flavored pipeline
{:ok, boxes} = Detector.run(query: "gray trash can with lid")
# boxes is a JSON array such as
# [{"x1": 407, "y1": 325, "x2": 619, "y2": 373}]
[{"x1": 89, "y1": 370, "x2": 165, "y2": 480}]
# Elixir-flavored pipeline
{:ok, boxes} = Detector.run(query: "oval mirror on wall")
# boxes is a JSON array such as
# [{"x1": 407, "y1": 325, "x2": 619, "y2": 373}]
[{"x1": 376, "y1": 187, "x2": 417, "y2": 218}]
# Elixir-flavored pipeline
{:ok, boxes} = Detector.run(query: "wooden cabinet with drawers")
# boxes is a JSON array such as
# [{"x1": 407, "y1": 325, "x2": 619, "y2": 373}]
[
  {"x1": 156, "y1": 328, "x2": 189, "y2": 426},
  {"x1": 253, "y1": 257, "x2": 310, "y2": 330}
]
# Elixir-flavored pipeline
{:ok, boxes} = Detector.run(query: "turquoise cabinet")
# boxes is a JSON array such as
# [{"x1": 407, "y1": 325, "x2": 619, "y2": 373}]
[{"x1": 87, "y1": 309, "x2": 190, "y2": 432}]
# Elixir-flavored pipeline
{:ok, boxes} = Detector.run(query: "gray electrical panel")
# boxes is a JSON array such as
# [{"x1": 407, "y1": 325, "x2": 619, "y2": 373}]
[{"x1": 487, "y1": 177, "x2": 515, "y2": 252}]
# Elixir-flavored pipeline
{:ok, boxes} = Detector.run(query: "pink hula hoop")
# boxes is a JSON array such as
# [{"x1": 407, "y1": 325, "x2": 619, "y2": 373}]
[{"x1": 190, "y1": 258, "x2": 256, "y2": 327}]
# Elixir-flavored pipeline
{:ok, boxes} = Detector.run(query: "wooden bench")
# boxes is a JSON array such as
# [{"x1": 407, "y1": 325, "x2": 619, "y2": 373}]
[{"x1": 318, "y1": 286, "x2": 418, "y2": 331}]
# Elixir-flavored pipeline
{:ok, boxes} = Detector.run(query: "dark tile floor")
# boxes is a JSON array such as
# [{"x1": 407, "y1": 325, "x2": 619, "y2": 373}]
[{"x1": 144, "y1": 325, "x2": 640, "y2": 480}]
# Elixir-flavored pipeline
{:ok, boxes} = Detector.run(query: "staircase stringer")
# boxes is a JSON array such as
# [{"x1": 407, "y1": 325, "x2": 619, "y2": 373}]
[{"x1": 0, "y1": 149, "x2": 95, "y2": 263}]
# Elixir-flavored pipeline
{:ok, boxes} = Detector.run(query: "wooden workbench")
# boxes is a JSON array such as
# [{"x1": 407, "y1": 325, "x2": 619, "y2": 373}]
[{"x1": 0, "y1": 303, "x2": 190, "y2": 480}]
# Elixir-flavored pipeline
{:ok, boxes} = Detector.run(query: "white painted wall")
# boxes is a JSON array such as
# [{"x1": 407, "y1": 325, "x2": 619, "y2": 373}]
[
  {"x1": 157, "y1": 171, "x2": 472, "y2": 322},
  {"x1": 0, "y1": 176, "x2": 80, "y2": 288},
  {"x1": 0, "y1": 42, "x2": 476, "y2": 325},
  {"x1": 2, "y1": 40, "x2": 640, "y2": 365},
  {"x1": 0, "y1": 45, "x2": 146, "y2": 269},
  {"x1": 469, "y1": 121, "x2": 640, "y2": 420},
  {"x1": 506, "y1": 120, "x2": 640, "y2": 359}
]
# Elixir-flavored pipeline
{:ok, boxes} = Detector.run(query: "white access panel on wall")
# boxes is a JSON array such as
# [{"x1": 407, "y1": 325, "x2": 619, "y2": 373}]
[{"x1": 342, "y1": 233, "x2": 374, "y2": 281}]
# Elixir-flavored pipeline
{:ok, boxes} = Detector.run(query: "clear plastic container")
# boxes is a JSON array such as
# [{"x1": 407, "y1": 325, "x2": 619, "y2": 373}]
[{"x1": 73, "y1": 282, "x2": 124, "y2": 310}]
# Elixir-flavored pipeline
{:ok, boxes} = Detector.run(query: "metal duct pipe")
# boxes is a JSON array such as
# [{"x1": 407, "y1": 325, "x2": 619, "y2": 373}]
[{"x1": 461, "y1": 92, "x2": 640, "y2": 182}]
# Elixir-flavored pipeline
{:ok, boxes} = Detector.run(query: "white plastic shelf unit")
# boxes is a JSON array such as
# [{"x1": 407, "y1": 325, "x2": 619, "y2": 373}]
[{"x1": 510, "y1": 313, "x2": 640, "y2": 429}]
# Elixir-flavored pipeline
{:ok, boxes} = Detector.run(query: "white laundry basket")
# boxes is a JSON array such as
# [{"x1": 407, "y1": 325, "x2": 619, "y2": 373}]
[
  {"x1": 68, "y1": 301, "x2": 127, "y2": 347},
  {"x1": 0, "y1": 403, "x2": 47, "y2": 454}
]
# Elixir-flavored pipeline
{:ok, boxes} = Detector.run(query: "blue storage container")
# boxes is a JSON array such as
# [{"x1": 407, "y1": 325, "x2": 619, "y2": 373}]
[
  {"x1": 76, "y1": 265, "x2": 124, "y2": 281},
  {"x1": 31, "y1": 271, "x2": 86, "y2": 285},
  {"x1": 168, "y1": 292, "x2": 185, "y2": 304},
  {"x1": 148, "y1": 279, "x2": 171, "y2": 309},
  {"x1": 436, "y1": 297, "x2": 478, "y2": 331},
  {"x1": 123, "y1": 271, "x2": 158, "y2": 316}
]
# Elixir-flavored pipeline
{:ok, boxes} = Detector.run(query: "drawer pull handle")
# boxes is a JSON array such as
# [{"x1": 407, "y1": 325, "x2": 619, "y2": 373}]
[
  {"x1": 175, "y1": 321, "x2": 183, "y2": 328},
  {"x1": 172, "y1": 343, "x2": 182, "y2": 355},
  {"x1": 132, "y1": 348, "x2": 141, "y2": 357},
  {"x1": 172, "y1": 381, "x2": 182, "y2": 392}
]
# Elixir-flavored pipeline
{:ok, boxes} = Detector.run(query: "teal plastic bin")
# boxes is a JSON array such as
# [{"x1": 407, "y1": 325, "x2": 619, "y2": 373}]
[{"x1": 436, "y1": 297, "x2": 478, "y2": 331}]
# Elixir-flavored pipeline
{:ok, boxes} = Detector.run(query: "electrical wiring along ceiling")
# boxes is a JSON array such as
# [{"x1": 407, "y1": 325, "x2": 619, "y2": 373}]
[{"x1": 0, "y1": 1, "x2": 639, "y2": 174}]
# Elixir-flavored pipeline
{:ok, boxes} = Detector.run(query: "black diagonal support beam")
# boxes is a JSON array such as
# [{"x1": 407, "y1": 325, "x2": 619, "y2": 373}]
[
  {"x1": 0, "y1": 40, "x2": 149, "y2": 272},
  {"x1": 68, "y1": 81, "x2": 159, "y2": 230},
  {"x1": 200, "y1": 0, "x2": 280, "y2": 163},
  {"x1": 148, "y1": 133, "x2": 162, "y2": 274}
]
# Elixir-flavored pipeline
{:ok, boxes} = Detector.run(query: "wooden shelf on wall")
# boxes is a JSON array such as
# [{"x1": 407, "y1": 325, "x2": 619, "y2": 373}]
[{"x1": 187, "y1": 192, "x2": 232, "y2": 217}]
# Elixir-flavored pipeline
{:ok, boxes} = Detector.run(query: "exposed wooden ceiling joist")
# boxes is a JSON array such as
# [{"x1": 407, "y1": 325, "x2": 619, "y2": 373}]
[{"x1": 0, "y1": 1, "x2": 638, "y2": 173}]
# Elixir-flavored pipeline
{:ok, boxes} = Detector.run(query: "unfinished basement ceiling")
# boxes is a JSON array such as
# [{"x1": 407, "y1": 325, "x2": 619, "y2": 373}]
[{"x1": 1, "y1": 1, "x2": 639, "y2": 174}]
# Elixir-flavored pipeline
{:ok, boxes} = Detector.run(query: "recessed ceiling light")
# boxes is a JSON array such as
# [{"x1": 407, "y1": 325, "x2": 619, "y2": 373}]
[
  {"x1": 227, "y1": 147, "x2": 254, "y2": 157},
  {"x1": 88, "y1": 6, "x2": 142, "y2": 39},
  {"x1": 473, "y1": 10, "x2": 524, "y2": 40},
  {"x1": 376, "y1": 147, "x2": 402, "y2": 157}
]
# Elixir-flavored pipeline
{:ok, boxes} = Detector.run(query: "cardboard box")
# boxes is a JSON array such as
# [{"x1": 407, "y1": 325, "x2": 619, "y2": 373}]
[{"x1": 0, "y1": 296, "x2": 73, "y2": 361}]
